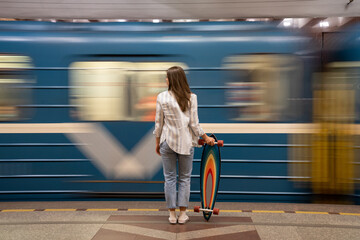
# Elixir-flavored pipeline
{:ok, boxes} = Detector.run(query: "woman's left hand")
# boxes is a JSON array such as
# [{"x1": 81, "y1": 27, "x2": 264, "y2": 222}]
[{"x1": 205, "y1": 136, "x2": 215, "y2": 146}]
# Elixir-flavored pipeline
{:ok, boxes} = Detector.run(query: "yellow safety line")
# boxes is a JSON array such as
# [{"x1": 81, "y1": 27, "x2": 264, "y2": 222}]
[
  {"x1": 86, "y1": 209, "x2": 118, "y2": 211},
  {"x1": 253, "y1": 210, "x2": 285, "y2": 213},
  {"x1": 128, "y1": 209, "x2": 159, "y2": 212},
  {"x1": 295, "y1": 211, "x2": 329, "y2": 214},
  {"x1": 220, "y1": 210, "x2": 243, "y2": 213},
  {"x1": 44, "y1": 209, "x2": 77, "y2": 212},
  {"x1": 1, "y1": 209, "x2": 35, "y2": 212},
  {"x1": 339, "y1": 213, "x2": 360, "y2": 216}
]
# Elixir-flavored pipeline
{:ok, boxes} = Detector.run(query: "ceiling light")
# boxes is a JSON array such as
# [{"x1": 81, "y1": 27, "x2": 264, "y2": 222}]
[
  {"x1": 283, "y1": 18, "x2": 292, "y2": 27},
  {"x1": 173, "y1": 19, "x2": 186, "y2": 22},
  {"x1": 319, "y1": 21, "x2": 329, "y2": 28}
]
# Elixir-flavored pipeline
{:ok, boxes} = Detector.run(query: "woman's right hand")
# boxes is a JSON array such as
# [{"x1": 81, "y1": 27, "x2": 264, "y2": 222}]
[
  {"x1": 155, "y1": 137, "x2": 161, "y2": 156},
  {"x1": 156, "y1": 144, "x2": 161, "y2": 156}
]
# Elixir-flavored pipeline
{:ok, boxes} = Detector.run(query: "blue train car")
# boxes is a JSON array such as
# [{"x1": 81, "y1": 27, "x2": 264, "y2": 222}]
[{"x1": 0, "y1": 21, "x2": 318, "y2": 202}]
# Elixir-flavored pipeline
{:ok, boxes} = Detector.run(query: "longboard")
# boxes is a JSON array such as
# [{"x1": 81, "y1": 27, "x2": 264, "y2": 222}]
[{"x1": 194, "y1": 134, "x2": 223, "y2": 221}]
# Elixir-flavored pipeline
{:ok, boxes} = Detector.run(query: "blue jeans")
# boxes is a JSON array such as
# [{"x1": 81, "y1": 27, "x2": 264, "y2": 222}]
[{"x1": 160, "y1": 141, "x2": 194, "y2": 209}]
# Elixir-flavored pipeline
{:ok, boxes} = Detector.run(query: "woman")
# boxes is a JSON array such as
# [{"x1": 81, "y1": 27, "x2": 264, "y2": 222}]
[{"x1": 153, "y1": 66, "x2": 215, "y2": 224}]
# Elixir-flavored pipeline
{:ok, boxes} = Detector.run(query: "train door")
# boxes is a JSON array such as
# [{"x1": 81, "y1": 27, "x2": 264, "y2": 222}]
[
  {"x1": 313, "y1": 62, "x2": 357, "y2": 198},
  {"x1": 290, "y1": 62, "x2": 358, "y2": 202}
]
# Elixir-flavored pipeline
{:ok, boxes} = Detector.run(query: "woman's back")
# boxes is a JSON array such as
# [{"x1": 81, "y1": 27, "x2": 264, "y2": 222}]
[{"x1": 156, "y1": 91, "x2": 201, "y2": 155}]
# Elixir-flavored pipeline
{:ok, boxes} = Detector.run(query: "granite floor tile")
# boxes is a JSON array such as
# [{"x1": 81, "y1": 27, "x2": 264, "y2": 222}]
[
  {"x1": 91, "y1": 228, "x2": 164, "y2": 240},
  {"x1": 255, "y1": 226, "x2": 302, "y2": 240},
  {"x1": 297, "y1": 226, "x2": 360, "y2": 240}
]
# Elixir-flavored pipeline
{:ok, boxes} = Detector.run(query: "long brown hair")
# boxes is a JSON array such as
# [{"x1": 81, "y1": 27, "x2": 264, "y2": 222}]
[{"x1": 166, "y1": 66, "x2": 191, "y2": 112}]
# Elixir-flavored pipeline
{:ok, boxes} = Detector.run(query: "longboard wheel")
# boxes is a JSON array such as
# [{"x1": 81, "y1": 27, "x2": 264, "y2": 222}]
[
  {"x1": 217, "y1": 140, "x2": 224, "y2": 147},
  {"x1": 194, "y1": 206, "x2": 200, "y2": 213},
  {"x1": 213, "y1": 208, "x2": 220, "y2": 215},
  {"x1": 198, "y1": 139, "x2": 205, "y2": 145}
]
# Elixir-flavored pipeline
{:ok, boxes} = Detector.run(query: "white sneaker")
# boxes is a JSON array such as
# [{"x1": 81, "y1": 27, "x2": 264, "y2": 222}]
[
  {"x1": 178, "y1": 212, "x2": 189, "y2": 224},
  {"x1": 169, "y1": 216, "x2": 177, "y2": 224},
  {"x1": 169, "y1": 211, "x2": 177, "y2": 225}
]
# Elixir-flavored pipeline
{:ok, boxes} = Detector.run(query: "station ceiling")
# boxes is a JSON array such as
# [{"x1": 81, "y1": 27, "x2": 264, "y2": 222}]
[{"x1": 0, "y1": 0, "x2": 359, "y2": 20}]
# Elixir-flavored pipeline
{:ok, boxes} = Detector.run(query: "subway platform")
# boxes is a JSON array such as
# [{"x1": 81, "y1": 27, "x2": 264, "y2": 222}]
[{"x1": 0, "y1": 201, "x2": 360, "y2": 240}]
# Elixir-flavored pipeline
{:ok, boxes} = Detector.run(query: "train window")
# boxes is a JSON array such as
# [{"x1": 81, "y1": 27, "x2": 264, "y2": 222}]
[
  {"x1": 70, "y1": 62, "x2": 132, "y2": 121},
  {"x1": 223, "y1": 55, "x2": 303, "y2": 122},
  {"x1": 130, "y1": 62, "x2": 188, "y2": 121},
  {"x1": 70, "y1": 61, "x2": 187, "y2": 121},
  {"x1": 0, "y1": 55, "x2": 33, "y2": 121},
  {"x1": 325, "y1": 62, "x2": 360, "y2": 122}
]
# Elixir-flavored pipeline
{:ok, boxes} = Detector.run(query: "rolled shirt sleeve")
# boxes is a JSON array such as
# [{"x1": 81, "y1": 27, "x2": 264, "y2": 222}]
[
  {"x1": 189, "y1": 94, "x2": 205, "y2": 137},
  {"x1": 153, "y1": 94, "x2": 164, "y2": 138}
]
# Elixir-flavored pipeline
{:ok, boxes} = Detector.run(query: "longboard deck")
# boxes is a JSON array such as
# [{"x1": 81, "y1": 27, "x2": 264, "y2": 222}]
[{"x1": 200, "y1": 134, "x2": 221, "y2": 221}]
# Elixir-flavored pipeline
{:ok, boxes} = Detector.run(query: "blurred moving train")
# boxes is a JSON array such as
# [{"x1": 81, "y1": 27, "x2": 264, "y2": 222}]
[{"x1": 0, "y1": 21, "x2": 358, "y2": 203}]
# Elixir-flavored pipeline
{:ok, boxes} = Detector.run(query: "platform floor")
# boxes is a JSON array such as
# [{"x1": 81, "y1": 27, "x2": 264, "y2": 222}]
[{"x1": 0, "y1": 201, "x2": 360, "y2": 240}]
